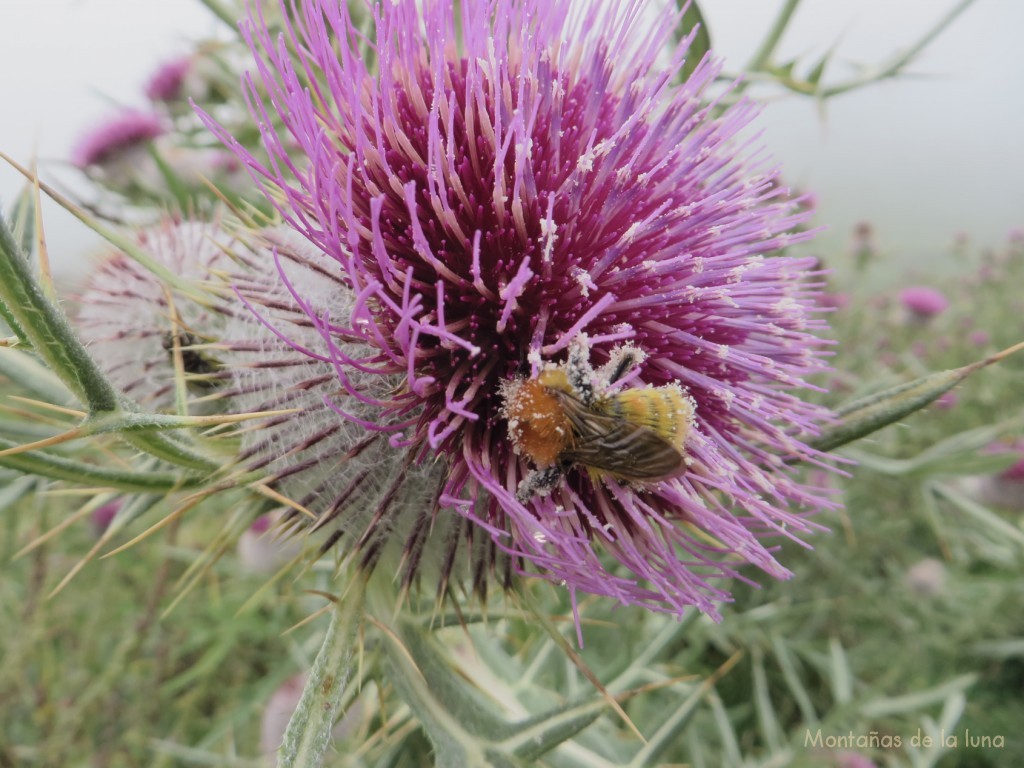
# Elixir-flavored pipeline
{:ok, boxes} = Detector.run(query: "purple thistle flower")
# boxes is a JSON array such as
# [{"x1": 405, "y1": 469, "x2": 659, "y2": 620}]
[
  {"x1": 75, "y1": 220, "x2": 240, "y2": 409},
  {"x1": 959, "y1": 441, "x2": 1024, "y2": 512},
  {"x1": 968, "y1": 329, "x2": 990, "y2": 347},
  {"x1": 197, "y1": 0, "x2": 836, "y2": 618},
  {"x1": 91, "y1": 499, "x2": 123, "y2": 536},
  {"x1": 237, "y1": 511, "x2": 304, "y2": 574},
  {"x1": 899, "y1": 286, "x2": 949, "y2": 321},
  {"x1": 144, "y1": 56, "x2": 193, "y2": 103},
  {"x1": 903, "y1": 557, "x2": 947, "y2": 598},
  {"x1": 71, "y1": 110, "x2": 165, "y2": 168},
  {"x1": 218, "y1": 229, "x2": 495, "y2": 595},
  {"x1": 1000, "y1": 451, "x2": 1024, "y2": 483}
]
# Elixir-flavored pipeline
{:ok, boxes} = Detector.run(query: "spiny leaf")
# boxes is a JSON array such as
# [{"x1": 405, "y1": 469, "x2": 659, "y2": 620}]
[
  {"x1": 0, "y1": 152, "x2": 207, "y2": 301},
  {"x1": 277, "y1": 584, "x2": 366, "y2": 768},
  {"x1": 805, "y1": 43, "x2": 838, "y2": 89},
  {"x1": 860, "y1": 674, "x2": 976, "y2": 718},
  {"x1": 149, "y1": 144, "x2": 195, "y2": 211},
  {"x1": 0, "y1": 210, "x2": 219, "y2": 470},
  {"x1": 673, "y1": 1, "x2": 711, "y2": 82},
  {"x1": 842, "y1": 416, "x2": 1024, "y2": 477},
  {"x1": 929, "y1": 481, "x2": 1024, "y2": 548},
  {"x1": 828, "y1": 637, "x2": 853, "y2": 705},
  {"x1": 808, "y1": 341, "x2": 1024, "y2": 452},
  {"x1": 0, "y1": 346, "x2": 73, "y2": 405},
  {"x1": 0, "y1": 474, "x2": 37, "y2": 512},
  {"x1": 752, "y1": 648, "x2": 784, "y2": 753},
  {"x1": 47, "y1": 493, "x2": 161, "y2": 597},
  {"x1": 7, "y1": 183, "x2": 37, "y2": 259},
  {"x1": 627, "y1": 652, "x2": 743, "y2": 768},
  {"x1": 0, "y1": 435, "x2": 203, "y2": 492}
]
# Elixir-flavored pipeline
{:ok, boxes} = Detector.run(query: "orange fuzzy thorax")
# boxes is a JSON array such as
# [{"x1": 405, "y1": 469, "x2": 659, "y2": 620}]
[{"x1": 501, "y1": 378, "x2": 572, "y2": 467}]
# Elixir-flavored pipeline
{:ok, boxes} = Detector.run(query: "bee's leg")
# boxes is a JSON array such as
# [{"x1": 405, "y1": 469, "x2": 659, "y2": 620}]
[
  {"x1": 566, "y1": 337, "x2": 596, "y2": 406},
  {"x1": 603, "y1": 344, "x2": 644, "y2": 385},
  {"x1": 516, "y1": 466, "x2": 563, "y2": 503}
]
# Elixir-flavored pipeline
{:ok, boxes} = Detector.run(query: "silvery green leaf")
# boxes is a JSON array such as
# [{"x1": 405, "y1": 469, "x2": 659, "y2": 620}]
[
  {"x1": 0, "y1": 345, "x2": 73, "y2": 405},
  {"x1": 808, "y1": 347, "x2": 1023, "y2": 453},
  {"x1": 673, "y1": 1, "x2": 711, "y2": 82},
  {"x1": 7, "y1": 184, "x2": 37, "y2": 260}
]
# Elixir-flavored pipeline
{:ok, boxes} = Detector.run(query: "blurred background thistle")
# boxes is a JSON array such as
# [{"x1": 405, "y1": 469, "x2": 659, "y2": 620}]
[{"x1": 1, "y1": 1, "x2": 1023, "y2": 767}]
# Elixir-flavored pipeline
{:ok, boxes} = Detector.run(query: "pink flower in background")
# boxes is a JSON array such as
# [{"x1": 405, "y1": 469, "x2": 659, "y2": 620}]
[
  {"x1": 145, "y1": 56, "x2": 193, "y2": 103},
  {"x1": 899, "y1": 286, "x2": 948, "y2": 321},
  {"x1": 71, "y1": 111, "x2": 164, "y2": 169},
  {"x1": 965, "y1": 441, "x2": 1024, "y2": 511},
  {"x1": 904, "y1": 557, "x2": 947, "y2": 597},
  {"x1": 198, "y1": 0, "x2": 836, "y2": 618},
  {"x1": 237, "y1": 512, "x2": 304, "y2": 574},
  {"x1": 90, "y1": 500, "x2": 123, "y2": 536},
  {"x1": 821, "y1": 291, "x2": 850, "y2": 310},
  {"x1": 997, "y1": 446, "x2": 1024, "y2": 482},
  {"x1": 968, "y1": 330, "x2": 990, "y2": 347}
]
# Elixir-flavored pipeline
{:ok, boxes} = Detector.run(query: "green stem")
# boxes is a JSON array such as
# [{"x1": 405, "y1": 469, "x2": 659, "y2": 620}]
[
  {"x1": 821, "y1": 0, "x2": 978, "y2": 98},
  {"x1": 727, "y1": 0, "x2": 979, "y2": 103},
  {"x1": 277, "y1": 580, "x2": 366, "y2": 768},
  {"x1": 0, "y1": 213, "x2": 118, "y2": 412},
  {"x1": 745, "y1": 0, "x2": 802, "y2": 73}
]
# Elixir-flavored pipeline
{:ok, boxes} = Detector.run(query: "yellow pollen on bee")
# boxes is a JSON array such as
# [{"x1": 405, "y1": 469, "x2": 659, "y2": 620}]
[{"x1": 597, "y1": 384, "x2": 694, "y2": 452}]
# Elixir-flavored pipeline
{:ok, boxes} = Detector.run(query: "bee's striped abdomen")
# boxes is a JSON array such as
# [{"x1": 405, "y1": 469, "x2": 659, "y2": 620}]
[{"x1": 598, "y1": 384, "x2": 693, "y2": 453}]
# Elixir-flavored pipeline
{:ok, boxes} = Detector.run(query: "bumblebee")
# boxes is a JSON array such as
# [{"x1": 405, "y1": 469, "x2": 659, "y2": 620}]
[
  {"x1": 501, "y1": 338, "x2": 694, "y2": 502},
  {"x1": 162, "y1": 330, "x2": 221, "y2": 386}
]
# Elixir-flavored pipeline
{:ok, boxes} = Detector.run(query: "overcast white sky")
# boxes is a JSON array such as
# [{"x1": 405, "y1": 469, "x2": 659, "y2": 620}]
[{"x1": 1, "y1": 0, "x2": 1022, "y2": 281}]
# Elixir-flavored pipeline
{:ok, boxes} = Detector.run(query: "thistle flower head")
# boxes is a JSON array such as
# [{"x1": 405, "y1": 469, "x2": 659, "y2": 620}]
[
  {"x1": 198, "y1": 0, "x2": 836, "y2": 618},
  {"x1": 959, "y1": 441, "x2": 1024, "y2": 511},
  {"x1": 217, "y1": 228, "x2": 508, "y2": 595},
  {"x1": 903, "y1": 557, "x2": 947, "y2": 598},
  {"x1": 91, "y1": 499, "x2": 123, "y2": 536},
  {"x1": 899, "y1": 286, "x2": 949, "y2": 320},
  {"x1": 75, "y1": 220, "x2": 239, "y2": 408},
  {"x1": 237, "y1": 512, "x2": 303, "y2": 574},
  {"x1": 71, "y1": 110, "x2": 165, "y2": 169},
  {"x1": 145, "y1": 56, "x2": 194, "y2": 102},
  {"x1": 999, "y1": 448, "x2": 1024, "y2": 482}
]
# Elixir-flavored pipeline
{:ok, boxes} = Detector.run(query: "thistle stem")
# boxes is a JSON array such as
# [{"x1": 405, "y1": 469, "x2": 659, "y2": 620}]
[
  {"x1": 277, "y1": 580, "x2": 366, "y2": 768},
  {"x1": 745, "y1": 0, "x2": 802, "y2": 73}
]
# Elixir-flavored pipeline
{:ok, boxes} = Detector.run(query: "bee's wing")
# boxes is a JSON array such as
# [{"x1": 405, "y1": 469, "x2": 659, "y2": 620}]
[{"x1": 556, "y1": 393, "x2": 685, "y2": 481}]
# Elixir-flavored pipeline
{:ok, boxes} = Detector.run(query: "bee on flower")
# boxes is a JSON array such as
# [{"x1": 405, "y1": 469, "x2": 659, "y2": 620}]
[
  {"x1": 196, "y1": 0, "x2": 837, "y2": 619},
  {"x1": 502, "y1": 336, "x2": 695, "y2": 501}
]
